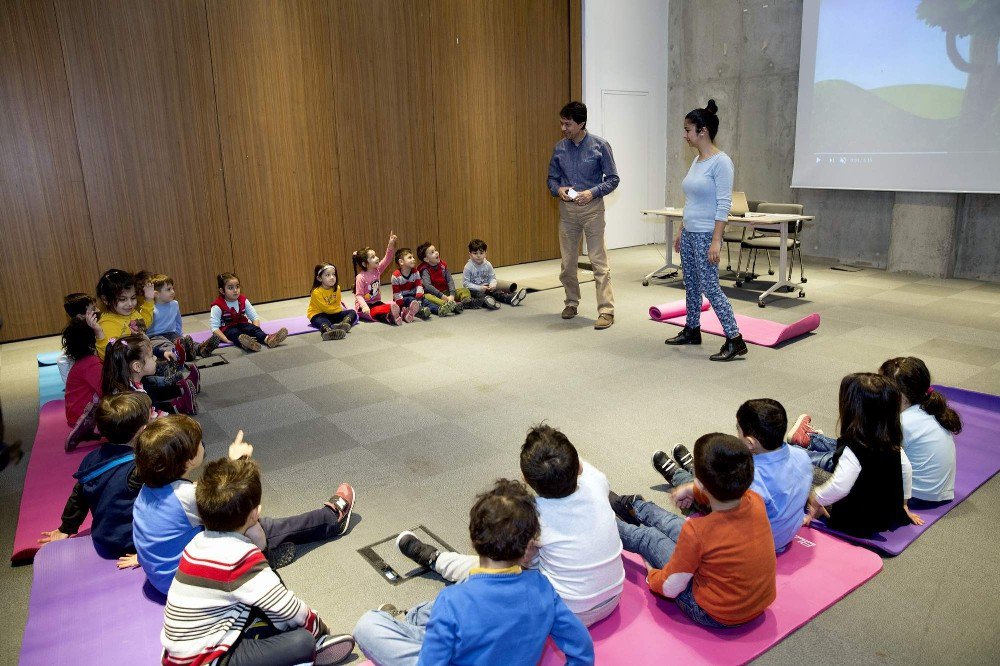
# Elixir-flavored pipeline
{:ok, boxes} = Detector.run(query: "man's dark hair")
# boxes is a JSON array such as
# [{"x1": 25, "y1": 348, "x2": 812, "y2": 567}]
[
  {"x1": 736, "y1": 398, "x2": 788, "y2": 451},
  {"x1": 196, "y1": 458, "x2": 263, "y2": 532},
  {"x1": 135, "y1": 415, "x2": 202, "y2": 487},
  {"x1": 520, "y1": 424, "x2": 579, "y2": 498},
  {"x1": 95, "y1": 392, "x2": 151, "y2": 443},
  {"x1": 693, "y1": 432, "x2": 754, "y2": 502},
  {"x1": 469, "y1": 479, "x2": 539, "y2": 562},
  {"x1": 468, "y1": 238, "x2": 487, "y2": 253},
  {"x1": 64, "y1": 293, "x2": 96, "y2": 318},
  {"x1": 560, "y1": 101, "x2": 587, "y2": 126}
]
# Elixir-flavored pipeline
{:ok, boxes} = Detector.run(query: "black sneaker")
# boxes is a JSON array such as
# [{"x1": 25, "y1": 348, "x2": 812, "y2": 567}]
[
  {"x1": 396, "y1": 531, "x2": 439, "y2": 569},
  {"x1": 608, "y1": 491, "x2": 643, "y2": 526},
  {"x1": 672, "y1": 444, "x2": 694, "y2": 473},
  {"x1": 652, "y1": 450, "x2": 679, "y2": 483}
]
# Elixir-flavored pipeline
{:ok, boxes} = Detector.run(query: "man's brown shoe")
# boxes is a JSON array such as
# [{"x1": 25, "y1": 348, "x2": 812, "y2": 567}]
[
  {"x1": 594, "y1": 313, "x2": 614, "y2": 330},
  {"x1": 561, "y1": 306, "x2": 578, "y2": 319}
]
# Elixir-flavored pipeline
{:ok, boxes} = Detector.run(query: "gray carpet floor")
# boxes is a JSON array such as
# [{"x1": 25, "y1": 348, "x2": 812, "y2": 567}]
[{"x1": 2, "y1": 245, "x2": 999, "y2": 664}]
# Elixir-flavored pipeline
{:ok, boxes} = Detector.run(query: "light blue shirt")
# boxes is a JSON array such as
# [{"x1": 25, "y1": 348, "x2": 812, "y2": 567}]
[
  {"x1": 750, "y1": 444, "x2": 813, "y2": 551},
  {"x1": 902, "y1": 404, "x2": 956, "y2": 502},
  {"x1": 681, "y1": 152, "x2": 734, "y2": 233},
  {"x1": 132, "y1": 480, "x2": 202, "y2": 594},
  {"x1": 547, "y1": 133, "x2": 620, "y2": 199},
  {"x1": 148, "y1": 300, "x2": 183, "y2": 337}
]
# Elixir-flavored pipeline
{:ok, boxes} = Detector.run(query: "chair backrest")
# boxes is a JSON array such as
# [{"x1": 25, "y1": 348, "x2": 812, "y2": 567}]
[{"x1": 756, "y1": 203, "x2": 804, "y2": 233}]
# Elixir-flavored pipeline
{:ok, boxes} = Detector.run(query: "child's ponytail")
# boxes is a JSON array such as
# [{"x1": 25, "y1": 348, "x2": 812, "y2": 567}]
[
  {"x1": 879, "y1": 356, "x2": 962, "y2": 435},
  {"x1": 101, "y1": 334, "x2": 151, "y2": 396}
]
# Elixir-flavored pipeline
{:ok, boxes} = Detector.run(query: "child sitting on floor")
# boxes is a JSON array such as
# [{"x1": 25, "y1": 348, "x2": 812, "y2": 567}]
[
  {"x1": 651, "y1": 398, "x2": 812, "y2": 552},
  {"x1": 57, "y1": 293, "x2": 103, "y2": 382},
  {"x1": 789, "y1": 357, "x2": 961, "y2": 505},
  {"x1": 800, "y1": 373, "x2": 922, "y2": 535},
  {"x1": 160, "y1": 457, "x2": 355, "y2": 666},
  {"x1": 417, "y1": 241, "x2": 490, "y2": 311},
  {"x1": 396, "y1": 424, "x2": 624, "y2": 626},
  {"x1": 210, "y1": 272, "x2": 288, "y2": 352},
  {"x1": 393, "y1": 248, "x2": 451, "y2": 318},
  {"x1": 40, "y1": 393, "x2": 151, "y2": 567},
  {"x1": 354, "y1": 232, "x2": 420, "y2": 325},
  {"x1": 308, "y1": 262, "x2": 359, "y2": 340},
  {"x1": 611, "y1": 433, "x2": 776, "y2": 627},
  {"x1": 354, "y1": 478, "x2": 594, "y2": 666},
  {"x1": 463, "y1": 238, "x2": 527, "y2": 308},
  {"x1": 147, "y1": 273, "x2": 220, "y2": 359},
  {"x1": 132, "y1": 415, "x2": 356, "y2": 595}
]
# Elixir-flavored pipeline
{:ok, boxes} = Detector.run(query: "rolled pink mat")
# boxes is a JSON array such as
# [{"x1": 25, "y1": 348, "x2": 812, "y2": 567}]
[{"x1": 648, "y1": 297, "x2": 708, "y2": 321}]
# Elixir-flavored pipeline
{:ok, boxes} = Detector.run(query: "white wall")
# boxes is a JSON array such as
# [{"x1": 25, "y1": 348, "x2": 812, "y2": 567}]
[{"x1": 583, "y1": 0, "x2": 669, "y2": 249}]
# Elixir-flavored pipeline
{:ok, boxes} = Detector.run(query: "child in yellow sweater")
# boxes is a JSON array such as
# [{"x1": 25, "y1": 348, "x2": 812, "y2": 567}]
[{"x1": 307, "y1": 263, "x2": 358, "y2": 341}]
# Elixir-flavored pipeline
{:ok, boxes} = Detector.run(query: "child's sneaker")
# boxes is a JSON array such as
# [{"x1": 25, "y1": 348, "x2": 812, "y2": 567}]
[
  {"x1": 264, "y1": 327, "x2": 288, "y2": 348},
  {"x1": 321, "y1": 325, "x2": 346, "y2": 341},
  {"x1": 484, "y1": 296, "x2": 500, "y2": 310},
  {"x1": 786, "y1": 414, "x2": 813, "y2": 447},
  {"x1": 510, "y1": 288, "x2": 528, "y2": 306},
  {"x1": 396, "y1": 531, "x2": 439, "y2": 569},
  {"x1": 325, "y1": 483, "x2": 355, "y2": 535},
  {"x1": 652, "y1": 450, "x2": 680, "y2": 483},
  {"x1": 65, "y1": 399, "x2": 100, "y2": 452},
  {"x1": 185, "y1": 363, "x2": 201, "y2": 394},
  {"x1": 334, "y1": 321, "x2": 353, "y2": 333},
  {"x1": 608, "y1": 491, "x2": 643, "y2": 526},
  {"x1": 417, "y1": 306, "x2": 431, "y2": 320},
  {"x1": 237, "y1": 334, "x2": 262, "y2": 352},
  {"x1": 438, "y1": 300, "x2": 456, "y2": 316},
  {"x1": 671, "y1": 444, "x2": 694, "y2": 473},
  {"x1": 196, "y1": 334, "x2": 221, "y2": 357},
  {"x1": 315, "y1": 634, "x2": 356, "y2": 665}
]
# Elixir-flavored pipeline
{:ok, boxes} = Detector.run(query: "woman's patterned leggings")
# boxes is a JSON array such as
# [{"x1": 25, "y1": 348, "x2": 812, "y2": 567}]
[{"x1": 680, "y1": 230, "x2": 740, "y2": 338}]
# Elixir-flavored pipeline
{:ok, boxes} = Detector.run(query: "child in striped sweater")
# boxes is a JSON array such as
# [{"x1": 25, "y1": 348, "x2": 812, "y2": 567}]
[
  {"x1": 392, "y1": 247, "x2": 456, "y2": 318},
  {"x1": 161, "y1": 457, "x2": 355, "y2": 666},
  {"x1": 353, "y1": 232, "x2": 420, "y2": 325}
]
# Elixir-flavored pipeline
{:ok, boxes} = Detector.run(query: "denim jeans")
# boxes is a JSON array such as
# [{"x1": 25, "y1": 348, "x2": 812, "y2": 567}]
[
  {"x1": 806, "y1": 433, "x2": 839, "y2": 472},
  {"x1": 309, "y1": 310, "x2": 358, "y2": 330},
  {"x1": 680, "y1": 230, "x2": 739, "y2": 338},
  {"x1": 616, "y1": 499, "x2": 685, "y2": 569},
  {"x1": 354, "y1": 600, "x2": 435, "y2": 666}
]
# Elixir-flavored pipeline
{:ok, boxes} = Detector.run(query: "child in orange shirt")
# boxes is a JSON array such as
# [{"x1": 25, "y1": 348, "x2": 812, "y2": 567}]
[{"x1": 610, "y1": 433, "x2": 775, "y2": 627}]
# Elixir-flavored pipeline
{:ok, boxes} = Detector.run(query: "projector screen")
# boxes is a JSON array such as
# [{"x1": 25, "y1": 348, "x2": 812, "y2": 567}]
[{"x1": 792, "y1": 0, "x2": 1000, "y2": 194}]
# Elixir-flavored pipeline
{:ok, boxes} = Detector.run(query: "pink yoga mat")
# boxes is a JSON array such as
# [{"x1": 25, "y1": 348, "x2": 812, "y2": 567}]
[
  {"x1": 662, "y1": 309, "x2": 820, "y2": 347},
  {"x1": 187, "y1": 315, "x2": 318, "y2": 346},
  {"x1": 648, "y1": 298, "x2": 708, "y2": 322},
  {"x1": 12, "y1": 400, "x2": 97, "y2": 564},
  {"x1": 540, "y1": 528, "x2": 882, "y2": 665}
]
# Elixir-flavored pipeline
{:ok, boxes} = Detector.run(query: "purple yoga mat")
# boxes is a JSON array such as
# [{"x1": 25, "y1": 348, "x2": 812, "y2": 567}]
[
  {"x1": 20, "y1": 535, "x2": 164, "y2": 665},
  {"x1": 187, "y1": 315, "x2": 318, "y2": 345},
  {"x1": 812, "y1": 385, "x2": 1000, "y2": 555}
]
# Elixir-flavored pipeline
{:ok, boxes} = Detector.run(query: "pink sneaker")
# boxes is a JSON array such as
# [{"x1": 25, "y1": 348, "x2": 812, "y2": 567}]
[
  {"x1": 325, "y1": 483, "x2": 355, "y2": 535},
  {"x1": 786, "y1": 414, "x2": 812, "y2": 447}
]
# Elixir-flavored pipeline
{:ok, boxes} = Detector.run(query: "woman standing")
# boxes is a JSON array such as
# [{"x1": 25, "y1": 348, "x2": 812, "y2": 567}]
[{"x1": 665, "y1": 100, "x2": 747, "y2": 361}]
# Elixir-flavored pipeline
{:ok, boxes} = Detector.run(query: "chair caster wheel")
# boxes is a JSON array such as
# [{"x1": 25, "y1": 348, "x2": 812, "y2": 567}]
[{"x1": 642, "y1": 279, "x2": 649, "y2": 286}]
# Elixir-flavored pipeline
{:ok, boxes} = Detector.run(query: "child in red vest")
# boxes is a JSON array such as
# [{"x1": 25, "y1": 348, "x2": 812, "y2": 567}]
[{"x1": 209, "y1": 273, "x2": 287, "y2": 352}]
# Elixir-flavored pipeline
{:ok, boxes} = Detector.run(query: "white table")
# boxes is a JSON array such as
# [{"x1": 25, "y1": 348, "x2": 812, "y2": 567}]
[{"x1": 640, "y1": 207, "x2": 815, "y2": 307}]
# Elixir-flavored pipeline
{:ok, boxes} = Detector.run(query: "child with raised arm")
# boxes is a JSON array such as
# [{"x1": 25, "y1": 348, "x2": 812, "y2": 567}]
[
  {"x1": 354, "y1": 478, "x2": 594, "y2": 666},
  {"x1": 132, "y1": 416, "x2": 356, "y2": 595},
  {"x1": 161, "y1": 457, "x2": 355, "y2": 666},
  {"x1": 395, "y1": 424, "x2": 624, "y2": 626},
  {"x1": 393, "y1": 248, "x2": 452, "y2": 318},
  {"x1": 210, "y1": 272, "x2": 288, "y2": 352},
  {"x1": 463, "y1": 238, "x2": 527, "y2": 308},
  {"x1": 354, "y1": 232, "x2": 420, "y2": 325},
  {"x1": 417, "y1": 241, "x2": 491, "y2": 311},
  {"x1": 308, "y1": 262, "x2": 359, "y2": 340},
  {"x1": 611, "y1": 433, "x2": 776, "y2": 627},
  {"x1": 40, "y1": 393, "x2": 151, "y2": 568}
]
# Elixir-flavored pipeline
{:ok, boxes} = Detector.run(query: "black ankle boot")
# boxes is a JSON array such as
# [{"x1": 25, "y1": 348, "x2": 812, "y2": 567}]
[
  {"x1": 665, "y1": 326, "x2": 702, "y2": 345},
  {"x1": 710, "y1": 334, "x2": 748, "y2": 361}
]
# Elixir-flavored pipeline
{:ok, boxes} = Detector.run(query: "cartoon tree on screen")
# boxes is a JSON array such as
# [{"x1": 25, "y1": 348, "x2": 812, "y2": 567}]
[{"x1": 918, "y1": 0, "x2": 1000, "y2": 135}]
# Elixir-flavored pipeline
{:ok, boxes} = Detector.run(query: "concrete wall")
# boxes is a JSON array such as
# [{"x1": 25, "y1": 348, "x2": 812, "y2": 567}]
[{"x1": 666, "y1": 0, "x2": 1000, "y2": 281}]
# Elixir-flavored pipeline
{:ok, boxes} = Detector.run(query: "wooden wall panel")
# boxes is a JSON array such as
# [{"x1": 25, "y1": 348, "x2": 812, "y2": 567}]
[
  {"x1": 430, "y1": 0, "x2": 567, "y2": 269},
  {"x1": 55, "y1": 0, "x2": 231, "y2": 313},
  {"x1": 207, "y1": 0, "x2": 344, "y2": 302},
  {"x1": 330, "y1": 0, "x2": 438, "y2": 280},
  {"x1": 0, "y1": 0, "x2": 98, "y2": 342}
]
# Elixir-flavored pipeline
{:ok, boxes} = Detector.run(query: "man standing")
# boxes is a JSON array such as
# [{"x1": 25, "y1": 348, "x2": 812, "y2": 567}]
[{"x1": 547, "y1": 101, "x2": 620, "y2": 330}]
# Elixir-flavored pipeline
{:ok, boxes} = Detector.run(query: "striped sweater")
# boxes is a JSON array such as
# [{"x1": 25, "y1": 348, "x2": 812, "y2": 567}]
[
  {"x1": 391, "y1": 268, "x2": 424, "y2": 305},
  {"x1": 161, "y1": 531, "x2": 327, "y2": 666}
]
